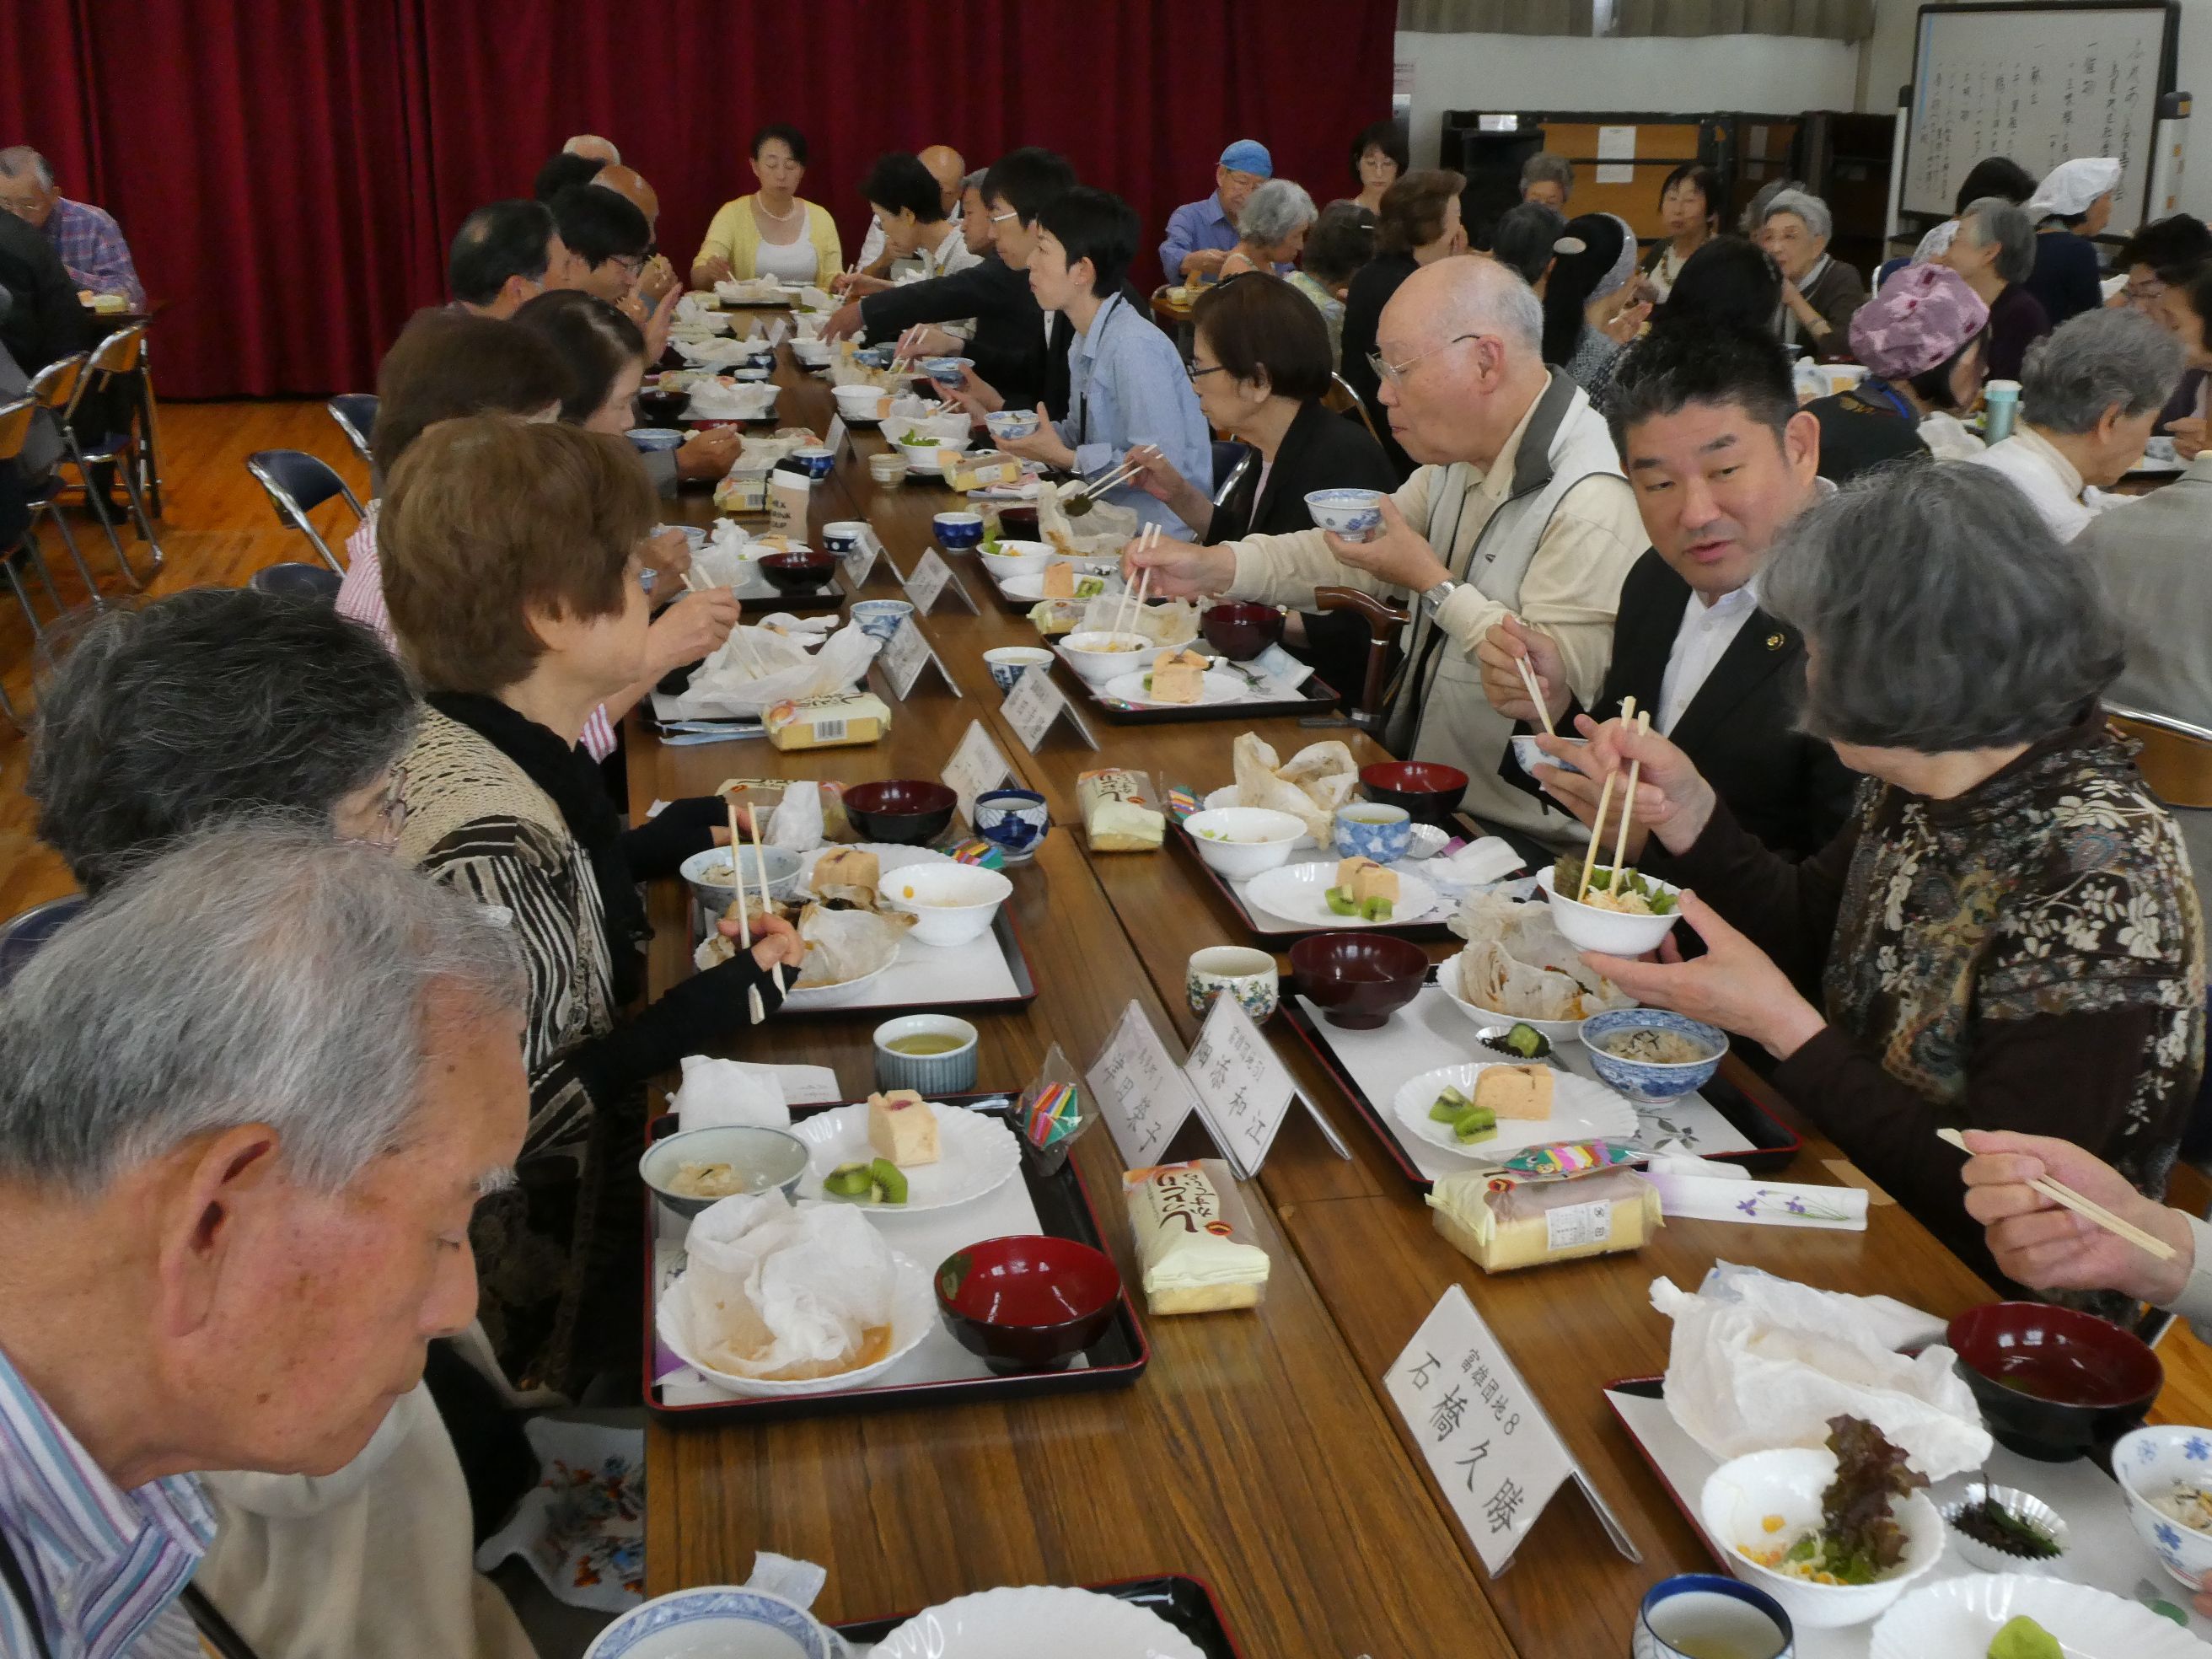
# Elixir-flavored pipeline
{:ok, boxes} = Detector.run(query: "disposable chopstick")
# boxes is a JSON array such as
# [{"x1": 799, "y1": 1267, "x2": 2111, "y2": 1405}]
[
  {"x1": 1578, "y1": 695, "x2": 1635, "y2": 903},
  {"x1": 1934, "y1": 1127, "x2": 2177, "y2": 1259},
  {"x1": 1076, "y1": 455, "x2": 1146, "y2": 502},
  {"x1": 1513, "y1": 650, "x2": 1555, "y2": 738},
  {"x1": 726, "y1": 799, "x2": 765, "y2": 1025},
  {"x1": 751, "y1": 817, "x2": 785, "y2": 996},
  {"x1": 1118, "y1": 530, "x2": 1156, "y2": 638},
  {"x1": 1608, "y1": 710, "x2": 1651, "y2": 890}
]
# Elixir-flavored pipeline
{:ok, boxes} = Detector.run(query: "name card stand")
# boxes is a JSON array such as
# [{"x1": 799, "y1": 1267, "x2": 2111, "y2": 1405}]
[
  {"x1": 837, "y1": 529, "x2": 880, "y2": 592},
  {"x1": 942, "y1": 720, "x2": 1013, "y2": 827},
  {"x1": 899, "y1": 548, "x2": 979, "y2": 615},
  {"x1": 1001, "y1": 664, "x2": 1098, "y2": 753},
  {"x1": 1183, "y1": 994, "x2": 1350, "y2": 1175},
  {"x1": 1383, "y1": 1285, "x2": 1639, "y2": 1577},
  {"x1": 1085, "y1": 1001, "x2": 1205, "y2": 1169},
  {"x1": 878, "y1": 615, "x2": 961, "y2": 702},
  {"x1": 824, "y1": 415, "x2": 849, "y2": 460}
]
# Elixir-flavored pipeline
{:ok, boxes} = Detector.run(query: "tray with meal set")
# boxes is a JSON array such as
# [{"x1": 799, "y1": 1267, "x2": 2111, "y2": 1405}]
[
  {"x1": 831, "y1": 1574, "x2": 1245, "y2": 1657},
  {"x1": 685, "y1": 843, "x2": 1039, "y2": 1017},
  {"x1": 1030, "y1": 594, "x2": 1345, "y2": 724},
  {"x1": 642, "y1": 1090, "x2": 1149, "y2": 1422}
]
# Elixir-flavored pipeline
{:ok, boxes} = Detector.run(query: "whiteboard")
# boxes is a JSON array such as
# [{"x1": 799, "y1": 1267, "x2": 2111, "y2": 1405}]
[{"x1": 1903, "y1": 3, "x2": 2175, "y2": 223}]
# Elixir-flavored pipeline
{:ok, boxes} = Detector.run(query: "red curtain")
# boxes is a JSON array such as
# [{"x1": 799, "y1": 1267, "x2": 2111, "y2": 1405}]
[{"x1": 3, "y1": 0, "x2": 1395, "y2": 399}]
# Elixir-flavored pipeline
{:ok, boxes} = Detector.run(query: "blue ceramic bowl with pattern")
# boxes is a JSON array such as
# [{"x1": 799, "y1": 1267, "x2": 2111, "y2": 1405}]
[
  {"x1": 789, "y1": 445, "x2": 835, "y2": 481},
  {"x1": 932, "y1": 510, "x2": 985, "y2": 550},
  {"x1": 1305, "y1": 486, "x2": 1384, "y2": 540},
  {"x1": 626, "y1": 427, "x2": 685, "y2": 453},
  {"x1": 1332, "y1": 803, "x2": 1414, "y2": 863},
  {"x1": 2115, "y1": 1425, "x2": 2212, "y2": 1587},
  {"x1": 851, "y1": 599, "x2": 915, "y2": 642},
  {"x1": 583, "y1": 1585, "x2": 840, "y2": 1659},
  {"x1": 1578, "y1": 1009, "x2": 1727, "y2": 1103},
  {"x1": 985, "y1": 407, "x2": 1040, "y2": 442},
  {"x1": 923, "y1": 355, "x2": 974, "y2": 384},
  {"x1": 973, "y1": 788, "x2": 1049, "y2": 862},
  {"x1": 854, "y1": 343, "x2": 896, "y2": 369}
]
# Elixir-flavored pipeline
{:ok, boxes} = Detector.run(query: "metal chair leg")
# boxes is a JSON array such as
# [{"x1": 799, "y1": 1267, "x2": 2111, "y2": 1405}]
[
  {"x1": 110, "y1": 448, "x2": 163, "y2": 585},
  {"x1": 2, "y1": 555, "x2": 47, "y2": 640},
  {"x1": 18, "y1": 539, "x2": 64, "y2": 616},
  {"x1": 29, "y1": 504, "x2": 104, "y2": 608},
  {"x1": 60, "y1": 433, "x2": 134, "y2": 587}
]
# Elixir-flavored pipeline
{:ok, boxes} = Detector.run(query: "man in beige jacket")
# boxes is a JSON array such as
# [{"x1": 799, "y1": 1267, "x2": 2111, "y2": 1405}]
[{"x1": 1127, "y1": 255, "x2": 1643, "y2": 843}]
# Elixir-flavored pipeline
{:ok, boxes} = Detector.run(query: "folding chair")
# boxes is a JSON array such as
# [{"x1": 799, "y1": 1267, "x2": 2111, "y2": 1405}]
[
  {"x1": 0, "y1": 895, "x2": 89, "y2": 990},
  {"x1": 1211, "y1": 439, "x2": 1254, "y2": 509},
  {"x1": 245, "y1": 450, "x2": 363, "y2": 574},
  {"x1": 20, "y1": 354, "x2": 106, "y2": 601},
  {"x1": 249, "y1": 561, "x2": 344, "y2": 604},
  {"x1": 327, "y1": 395, "x2": 378, "y2": 469},
  {"x1": 1313, "y1": 585, "x2": 1410, "y2": 734},
  {"x1": 56, "y1": 326, "x2": 164, "y2": 588},
  {"x1": 1326, "y1": 372, "x2": 1383, "y2": 445}
]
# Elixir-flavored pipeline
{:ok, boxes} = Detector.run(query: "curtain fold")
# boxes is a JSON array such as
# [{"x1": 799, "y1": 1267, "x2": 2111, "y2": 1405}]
[
  {"x1": 0, "y1": 0, "x2": 1395, "y2": 397},
  {"x1": 1613, "y1": 0, "x2": 1874, "y2": 39}
]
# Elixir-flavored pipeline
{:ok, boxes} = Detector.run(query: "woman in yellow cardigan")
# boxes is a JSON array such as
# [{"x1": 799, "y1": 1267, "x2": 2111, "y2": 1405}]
[{"x1": 691, "y1": 122, "x2": 844, "y2": 288}]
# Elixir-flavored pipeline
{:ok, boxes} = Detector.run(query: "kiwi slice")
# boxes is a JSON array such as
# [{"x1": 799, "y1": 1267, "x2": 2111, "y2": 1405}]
[
  {"x1": 869, "y1": 1157, "x2": 910, "y2": 1205},
  {"x1": 1429, "y1": 1087, "x2": 1474, "y2": 1123},
  {"x1": 1452, "y1": 1106, "x2": 1499, "y2": 1144},
  {"x1": 1324, "y1": 888, "x2": 1358, "y2": 916},
  {"x1": 823, "y1": 1162, "x2": 876, "y2": 1199},
  {"x1": 1361, "y1": 896, "x2": 1393, "y2": 921}
]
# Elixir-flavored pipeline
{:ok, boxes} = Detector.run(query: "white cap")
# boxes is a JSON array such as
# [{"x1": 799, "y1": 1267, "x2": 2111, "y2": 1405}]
[{"x1": 2025, "y1": 157, "x2": 2122, "y2": 220}]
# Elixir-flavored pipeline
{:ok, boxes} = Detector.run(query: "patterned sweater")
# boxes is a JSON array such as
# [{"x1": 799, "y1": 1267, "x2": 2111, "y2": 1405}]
[{"x1": 1672, "y1": 713, "x2": 2206, "y2": 1302}]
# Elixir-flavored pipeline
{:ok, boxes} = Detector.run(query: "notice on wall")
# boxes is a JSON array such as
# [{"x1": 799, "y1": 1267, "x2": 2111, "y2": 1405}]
[{"x1": 1596, "y1": 126, "x2": 1637, "y2": 186}]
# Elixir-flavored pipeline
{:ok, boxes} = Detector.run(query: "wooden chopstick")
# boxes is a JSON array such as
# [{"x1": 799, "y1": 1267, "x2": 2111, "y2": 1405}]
[
  {"x1": 727, "y1": 799, "x2": 765, "y2": 1025},
  {"x1": 1936, "y1": 1126, "x2": 2177, "y2": 1259},
  {"x1": 1608, "y1": 710, "x2": 1651, "y2": 887},
  {"x1": 750, "y1": 814, "x2": 784, "y2": 996},
  {"x1": 1577, "y1": 695, "x2": 1635, "y2": 903},
  {"x1": 1076, "y1": 455, "x2": 1145, "y2": 501},
  {"x1": 1514, "y1": 650, "x2": 1555, "y2": 738}
]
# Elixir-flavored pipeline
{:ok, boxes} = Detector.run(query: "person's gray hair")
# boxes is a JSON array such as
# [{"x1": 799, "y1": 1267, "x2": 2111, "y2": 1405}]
[
  {"x1": 1737, "y1": 177, "x2": 1795, "y2": 238},
  {"x1": 1957, "y1": 196, "x2": 2036, "y2": 287},
  {"x1": 1761, "y1": 462, "x2": 2121, "y2": 752},
  {"x1": 1238, "y1": 179, "x2": 1318, "y2": 247},
  {"x1": 1521, "y1": 152, "x2": 1574, "y2": 195},
  {"x1": 1433, "y1": 255, "x2": 1544, "y2": 355},
  {"x1": 1761, "y1": 188, "x2": 1833, "y2": 243},
  {"x1": 2021, "y1": 306, "x2": 2184, "y2": 434},
  {"x1": 958, "y1": 169, "x2": 987, "y2": 196},
  {"x1": 0, "y1": 147, "x2": 54, "y2": 189},
  {"x1": 0, "y1": 824, "x2": 526, "y2": 1197}
]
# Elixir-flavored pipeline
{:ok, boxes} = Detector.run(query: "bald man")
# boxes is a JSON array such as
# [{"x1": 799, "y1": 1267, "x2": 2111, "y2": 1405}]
[
  {"x1": 1126, "y1": 257, "x2": 1643, "y2": 846},
  {"x1": 856, "y1": 143, "x2": 966, "y2": 275},
  {"x1": 563, "y1": 133, "x2": 620, "y2": 165}
]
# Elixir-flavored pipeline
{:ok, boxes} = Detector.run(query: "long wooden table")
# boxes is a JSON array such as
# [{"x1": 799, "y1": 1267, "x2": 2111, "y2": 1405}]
[{"x1": 627, "y1": 321, "x2": 2083, "y2": 1654}]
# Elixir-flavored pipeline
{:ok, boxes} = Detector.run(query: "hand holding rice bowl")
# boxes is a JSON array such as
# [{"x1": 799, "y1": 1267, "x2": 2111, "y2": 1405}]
[{"x1": 1536, "y1": 863, "x2": 1685, "y2": 955}]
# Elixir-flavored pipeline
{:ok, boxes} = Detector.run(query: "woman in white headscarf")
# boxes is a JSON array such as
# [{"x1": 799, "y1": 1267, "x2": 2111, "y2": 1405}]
[
  {"x1": 1541, "y1": 212, "x2": 1647, "y2": 400},
  {"x1": 2023, "y1": 157, "x2": 2121, "y2": 326}
]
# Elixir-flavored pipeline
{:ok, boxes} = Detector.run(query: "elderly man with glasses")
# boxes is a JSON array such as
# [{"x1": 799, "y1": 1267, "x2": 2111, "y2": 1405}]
[{"x1": 1127, "y1": 255, "x2": 1642, "y2": 843}]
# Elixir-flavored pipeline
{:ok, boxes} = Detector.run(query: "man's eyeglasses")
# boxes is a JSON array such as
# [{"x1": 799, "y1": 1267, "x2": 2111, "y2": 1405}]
[
  {"x1": 1366, "y1": 333, "x2": 1485, "y2": 389},
  {"x1": 989, "y1": 209, "x2": 1020, "y2": 225},
  {"x1": 1186, "y1": 361, "x2": 1227, "y2": 383}
]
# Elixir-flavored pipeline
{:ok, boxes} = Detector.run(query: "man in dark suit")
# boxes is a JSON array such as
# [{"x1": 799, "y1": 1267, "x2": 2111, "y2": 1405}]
[{"x1": 1479, "y1": 319, "x2": 1856, "y2": 867}]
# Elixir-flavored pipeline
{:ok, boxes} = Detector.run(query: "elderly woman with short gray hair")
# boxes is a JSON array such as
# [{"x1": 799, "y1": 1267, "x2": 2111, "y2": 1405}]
[
  {"x1": 1573, "y1": 463, "x2": 2204, "y2": 1304},
  {"x1": 1970, "y1": 306, "x2": 2183, "y2": 540},
  {"x1": 1938, "y1": 196, "x2": 2050, "y2": 378},
  {"x1": 1219, "y1": 178, "x2": 1318, "y2": 279},
  {"x1": 1760, "y1": 186, "x2": 1866, "y2": 357}
]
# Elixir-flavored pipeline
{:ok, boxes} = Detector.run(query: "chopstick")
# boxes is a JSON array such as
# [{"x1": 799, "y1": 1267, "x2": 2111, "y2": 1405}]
[
  {"x1": 1577, "y1": 695, "x2": 1635, "y2": 903},
  {"x1": 1935, "y1": 1127, "x2": 2177, "y2": 1259},
  {"x1": 727, "y1": 799, "x2": 765, "y2": 1025},
  {"x1": 1607, "y1": 710, "x2": 1651, "y2": 890},
  {"x1": 1513, "y1": 648, "x2": 1555, "y2": 738},
  {"x1": 1117, "y1": 529, "x2": 1156, "y2": 638},
  {"x1": 749, "y1": 813, "x2": 785, "y2": 997},
  {"x1": 1074, "y1": 454, "x2": 1146, "y2": 502}
]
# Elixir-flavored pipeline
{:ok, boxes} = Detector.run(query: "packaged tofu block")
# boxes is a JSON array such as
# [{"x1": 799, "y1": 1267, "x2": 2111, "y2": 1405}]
[{"x1": 1124, "y1": 1160, "x2": 1270, "y2": 1314}]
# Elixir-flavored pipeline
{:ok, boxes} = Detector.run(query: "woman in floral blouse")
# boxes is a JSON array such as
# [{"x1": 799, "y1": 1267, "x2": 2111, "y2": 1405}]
[{"x1": 1566, "y1": 462, "x2": 2205, "y2": 1300}]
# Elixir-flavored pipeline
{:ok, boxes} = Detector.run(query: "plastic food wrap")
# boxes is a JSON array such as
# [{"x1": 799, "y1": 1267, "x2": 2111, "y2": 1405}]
[
  {"x1": 1427, "y1": 1163, "x2": 1662, "y2": 1273},
  {"x1": 1077, "y1": 768, "x2": 1164, "y2": 852},
  {"x1": 1124, "y1": 1160, "x2": 1270, "y2": 1313}
]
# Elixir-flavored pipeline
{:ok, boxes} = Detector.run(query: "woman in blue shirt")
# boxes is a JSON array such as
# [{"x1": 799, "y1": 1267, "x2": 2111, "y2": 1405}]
[{"x1": 955, "y1": 187, "x2": 1211, "y2": 535}]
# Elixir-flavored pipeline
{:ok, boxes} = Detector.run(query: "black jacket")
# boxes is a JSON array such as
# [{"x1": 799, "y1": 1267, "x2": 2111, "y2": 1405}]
[
  {"x1": 860, "y1": 255, "x2": 1056, "y2": 412},
  {"x1": 0, "y1": 212, "x2": 91, "y2": 378},
  {"x1": 1501, "y1": 549, "x2": 1857, "y2": 866},
  {"x1": 1339, "y1": 251, "x2": 1418, "y2": 481},
  {"x1": 1203, "y1": 397, "x2": 1398, "y2": 545}
]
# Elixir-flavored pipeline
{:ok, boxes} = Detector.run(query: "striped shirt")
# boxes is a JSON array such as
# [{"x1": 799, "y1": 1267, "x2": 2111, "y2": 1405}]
[
  {"x1": 44, "y1": 199, "x2": 144, "y2": 311},
  {"x1": 338, "y1": 506, "x2": 619, "y2": 761},
  {"x1": 0, "y1": 1341, "x2": 213, "y2": 1659}
]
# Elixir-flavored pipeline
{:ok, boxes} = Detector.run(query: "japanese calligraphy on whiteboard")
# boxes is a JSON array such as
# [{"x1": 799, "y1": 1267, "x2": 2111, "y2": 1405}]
[{"x1": 1383, "y1": 1285, "x2": 1638, "y2": 1576}]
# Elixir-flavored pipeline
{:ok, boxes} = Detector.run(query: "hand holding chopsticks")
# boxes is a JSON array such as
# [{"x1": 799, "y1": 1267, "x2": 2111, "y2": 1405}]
[
  {"x1": 725, "y1": 800, "x2": 765, "y2": 1025},
  {"x1": 1116, "y1": 529, "x2": 1157, "y2": 638},
  {"x1": 1577, "y1": 696, "x2": 1636, "y2": 903},
  {"x1": 1940, "y1": 1126, "x2": 2178, "y2": 1262}
]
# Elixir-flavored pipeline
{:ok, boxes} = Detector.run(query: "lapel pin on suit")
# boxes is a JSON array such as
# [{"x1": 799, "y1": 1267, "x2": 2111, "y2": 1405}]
[{"x1": 1766, "y1": 631, "x2": 1786, "y2": 650}]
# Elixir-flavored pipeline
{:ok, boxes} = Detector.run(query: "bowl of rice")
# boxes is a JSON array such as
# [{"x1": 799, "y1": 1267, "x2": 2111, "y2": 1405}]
[
  {"x1": 1579, "y1": 1009, "x2": 1726, "y2": 1102},
  {"x1": 2114, "y1": 1425, "x2": 2212, "y2": 1590}
]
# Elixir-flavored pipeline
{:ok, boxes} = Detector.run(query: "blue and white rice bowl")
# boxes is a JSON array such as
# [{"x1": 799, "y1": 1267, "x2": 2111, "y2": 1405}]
[
  {"x1": 1579, "y1": 1008, "x2": 1726, "y2": 1102},
  {"x1": 583, "y1": 1585, "x2": 842, "y2": 1659}
]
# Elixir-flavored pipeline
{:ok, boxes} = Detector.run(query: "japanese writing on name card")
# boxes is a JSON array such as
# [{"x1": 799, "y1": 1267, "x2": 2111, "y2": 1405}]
[
  {"x1": 824, "y1": 415, "x2": 849, "y2": 459},
  {"x1": 1001, "y1": 664, "x2": 1098, "y2": 753},
  {"x1": 880, "y1": 615, "x2": 958, "y2": 701},
  {"x1": 901, "y1": 548, "x2": 975, "y2": 615},
  {"x1": 942, "y1": 720, "x2": 1012, "y2": 826},
  {"x1": 1385, "y1": 1285, "x2": 1639, "y2": 1576},
  {"x1": 1182, "y1": 993, "x2": 1299, "y2": 1177},
  {"x1": 1086, "y1": 1001, "x2": 1200, "y2": 1168},
  {"x1": 838, "y1": 530, "x2": 878, "y2": 591}
]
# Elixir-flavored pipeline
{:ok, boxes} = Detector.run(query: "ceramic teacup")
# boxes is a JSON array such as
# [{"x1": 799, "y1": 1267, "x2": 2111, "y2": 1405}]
[
  {"x1": 821, "y1": 521, "x2": 867, "y2": 555},
  {"x1": 850, "y1": 599, "x2": 915, "y2": 642},
  {"x1": 1632, "y1": 1573, "x2": 1793, "y2": 1659},
  {"x1": 984, "y1": 646, "x2": 1055, "y2": 693},
  {"x1": 973, "y1": 789, "x2": 1050, "y2": 863},
  {"x1": 1185, "y1": 946, "x2": 1280, "y2": 1022},
  {"x1": 933, "y1": 510, "x2": 985, "y2": 550},
  {"x1": 872, "y1": 1013, "x2": 980, "y2": 1096},
  {"x1": 789, "y1": 445, "x2": 835, "y2": 481},
  {"x1": 1333, "y1": 802, "x2": 1413, "y2": 863}
]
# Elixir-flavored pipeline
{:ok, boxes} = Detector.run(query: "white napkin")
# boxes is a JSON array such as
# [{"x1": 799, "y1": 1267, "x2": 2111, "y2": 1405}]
[
  {"x1": 1428, "y1": 836, "x2": 1525, "y2": 888},
  {"x1": 682, "y1": 1195, "x2": 896, "y2": 1377},
  {"x1": 765, "y1": 781, "x2": 826, "y2": 852},
  {"x1": 671, "y1": 1055, "x2": 795, "y2": 1130},
  {"x1": 1651, "y1": 1262, "x2": 1991, "y2": 1479}
]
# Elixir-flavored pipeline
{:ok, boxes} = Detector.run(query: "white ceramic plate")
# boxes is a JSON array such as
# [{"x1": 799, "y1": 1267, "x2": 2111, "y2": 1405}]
[
  {"x1": 1099, "y1": 668, "x2": 1247, "y2": 708},
  {"x1": 1870, "y1": 1573, "x2": 2210, "y2": 1659},
  {"x1": 1204, "y1": 783, "x2": 1319, "y2": 850},
  {"x1": 872, "y1": 1585, "x2": 1205, "y2": 1659},
  {"x1": 1392, "y1": 1061, "x2": 1637, "y2": 1157},
  {"x1": 584, "y1": 1586, "x2": 842, "y2": 1659},
  {"x1": 788, "y1": 1101, "x2": 1021, "y2": 1211},
  {"x1": 996, "y1": 572, "x2": 1119, "y2": 604},
  {"x1": 794, "y1": 843, "x2": 952, "y2": 899},
  {"x1": 656, "y1": 1251, "x2": 935, "y2": 1398},
  {"x1": 1243, "y1": 860, "x2": 1441, "y2": 927}
]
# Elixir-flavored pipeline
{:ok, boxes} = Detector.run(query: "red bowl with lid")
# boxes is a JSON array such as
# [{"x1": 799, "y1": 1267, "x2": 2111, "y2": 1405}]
[
  {"x1": 1360, "y1": 760, "x2": 1468, "y2": 826},
  {"x1": 935, "y1": 1235, "x2": 1123, "y2": 1373},
  {"x1": 1947, "y1": 1301, "x2": 2163, "y2": 1462}
]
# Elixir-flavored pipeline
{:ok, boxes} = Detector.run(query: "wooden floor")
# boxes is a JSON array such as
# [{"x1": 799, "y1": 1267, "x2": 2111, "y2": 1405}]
[
  {"x1": 13, "y1": 395, "x2": 2212, "y2": 1433},
  {"x1": 0, "y1": 400, "x2": 370, "y2": 916}
]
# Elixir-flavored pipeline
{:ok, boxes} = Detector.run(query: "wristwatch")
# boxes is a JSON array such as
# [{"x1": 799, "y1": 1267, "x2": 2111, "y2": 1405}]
[{"x1": 1419, "y1": 578, "x2": 1458, "y2": 620}]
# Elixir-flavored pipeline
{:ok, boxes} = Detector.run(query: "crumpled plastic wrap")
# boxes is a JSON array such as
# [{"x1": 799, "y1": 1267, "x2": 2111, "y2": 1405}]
[{"x1": 678, "y1": 1194, "x2": 896, "y2": 1380}]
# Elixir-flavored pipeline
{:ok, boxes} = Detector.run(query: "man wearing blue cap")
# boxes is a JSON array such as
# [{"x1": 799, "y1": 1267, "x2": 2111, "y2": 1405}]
[{"x1": 1160, "y1": 139, "x2": 1272, "y2": 282}]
